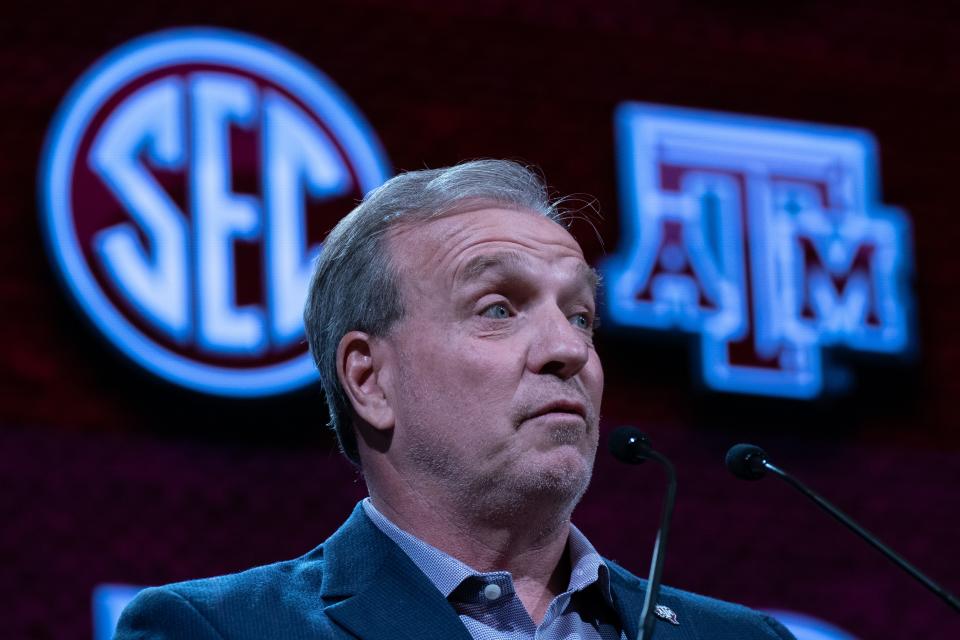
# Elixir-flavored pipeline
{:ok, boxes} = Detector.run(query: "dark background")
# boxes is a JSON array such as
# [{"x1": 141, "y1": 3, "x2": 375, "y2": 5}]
[{"x1": 3, "y1": 1, "x2": 959, "y2": 638}]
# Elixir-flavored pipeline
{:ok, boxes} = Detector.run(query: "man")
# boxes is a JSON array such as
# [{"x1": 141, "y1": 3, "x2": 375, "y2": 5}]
[{"x1": 115, "y1": 160, "x2": 796, "y2": 640}]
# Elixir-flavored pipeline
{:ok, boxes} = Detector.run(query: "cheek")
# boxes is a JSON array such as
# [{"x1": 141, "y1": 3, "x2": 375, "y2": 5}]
[
  {"x1": 392, "y1": 341, "x2": 477, "y2": 413},
  {"x1": 458, "y1": 343, "x2": 529, "y2": 404},
  {"x1": 393, "y1": 319, "x2": 528, "y2": 415}
]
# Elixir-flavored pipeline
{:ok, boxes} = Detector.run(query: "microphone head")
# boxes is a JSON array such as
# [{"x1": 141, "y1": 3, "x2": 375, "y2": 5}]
[
  {"x1": 725, "y1": 444, "x2": 769, "y2": 481},
  {"x1": 608, "y1": 426, "x2": 652, "y2": 465}
]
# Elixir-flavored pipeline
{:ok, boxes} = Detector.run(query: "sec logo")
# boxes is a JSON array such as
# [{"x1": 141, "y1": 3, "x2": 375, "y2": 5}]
[{"x1": 40, "y1": 28, "x2": 391, "y2": 396}]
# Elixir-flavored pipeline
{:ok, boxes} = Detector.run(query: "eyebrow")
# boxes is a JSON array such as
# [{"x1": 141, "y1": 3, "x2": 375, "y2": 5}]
[
  {"x1": 458, "y1": 251, "x2": 527, "y2": 283},
  {"x1": 456, "y1": 251, "x2": 600, "y2": 294}
]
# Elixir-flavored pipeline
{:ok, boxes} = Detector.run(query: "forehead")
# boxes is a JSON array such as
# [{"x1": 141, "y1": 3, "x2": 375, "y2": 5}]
[{"x1": 387, "y1": 207, "x2": 589, "y2": 285}]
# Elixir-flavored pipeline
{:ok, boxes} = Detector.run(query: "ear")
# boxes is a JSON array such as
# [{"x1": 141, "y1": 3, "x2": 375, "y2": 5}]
[{"x1": 336, "y1": 330, "x2": 395, "y2": 431}]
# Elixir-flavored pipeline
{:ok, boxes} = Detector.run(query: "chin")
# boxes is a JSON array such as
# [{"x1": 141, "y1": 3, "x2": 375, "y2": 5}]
[
  {"x1": 519, "y1": 451, "x2": 593, "y2": 505},
  {"x1": 463, "y1": 450, "x2": 591, "y2": 521}
]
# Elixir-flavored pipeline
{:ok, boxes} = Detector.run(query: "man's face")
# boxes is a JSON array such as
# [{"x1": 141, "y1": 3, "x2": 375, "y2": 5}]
[{"x1": 376, "y1": 206, "x2": 603, "y2": 517}]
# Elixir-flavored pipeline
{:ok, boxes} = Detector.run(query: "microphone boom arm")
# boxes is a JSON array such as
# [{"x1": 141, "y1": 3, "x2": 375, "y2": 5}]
[{"x1": 761, "y1": 458, "x2": 960, "y2": 613}]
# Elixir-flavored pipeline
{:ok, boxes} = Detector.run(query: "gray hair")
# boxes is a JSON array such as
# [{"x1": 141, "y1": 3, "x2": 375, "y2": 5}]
[{"x1": 303, "y1": 159, "x2": 566, "y2": 464}]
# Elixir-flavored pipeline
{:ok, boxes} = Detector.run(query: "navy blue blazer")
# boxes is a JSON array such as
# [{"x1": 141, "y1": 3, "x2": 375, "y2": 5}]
[{"x1": 115, "y1": 503, "x2": 796, "y2": 640}]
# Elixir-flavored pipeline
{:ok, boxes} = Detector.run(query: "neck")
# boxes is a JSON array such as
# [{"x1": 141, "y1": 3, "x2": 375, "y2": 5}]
[{"x1": 367, "y1": 481, "x2": 576, "y2": 623}]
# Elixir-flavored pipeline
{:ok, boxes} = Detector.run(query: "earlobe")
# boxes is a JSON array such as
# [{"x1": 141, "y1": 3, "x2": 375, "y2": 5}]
[{"x1": 337, "y1": 331, "x2": 395, "y2": 431}]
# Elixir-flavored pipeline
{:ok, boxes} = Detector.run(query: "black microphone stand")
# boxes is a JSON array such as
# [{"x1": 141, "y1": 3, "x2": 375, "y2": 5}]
[
  {"x1": 636, "y1": 448, "x2": 677, "y2": 640},
  {"x1": 608, "y1": 427, "x2": 678, "y2": 640}
]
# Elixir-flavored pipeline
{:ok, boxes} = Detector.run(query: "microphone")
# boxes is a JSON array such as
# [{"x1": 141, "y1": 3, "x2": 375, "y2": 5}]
[
  {"x1": 609, "y1": 427, "x2": 677, "y2": 640},
  {"x1": 724, "y1": 443, "x2": 768, "y2": 481},
  {"x1": 725, "y1": 444, "x2": 960, "y2": 613},
  {"x1": 609, "y1": 426, "x2": 653, "y2": 464}
]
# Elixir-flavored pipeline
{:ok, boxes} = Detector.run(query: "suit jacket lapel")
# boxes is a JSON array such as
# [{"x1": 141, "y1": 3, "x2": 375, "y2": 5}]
[
  {"x1": 320, "y1": 503, "x2": 474, "y2": 640},
  {"x1": 321, "y1": 505, "x2": 706, "y2": 640}
]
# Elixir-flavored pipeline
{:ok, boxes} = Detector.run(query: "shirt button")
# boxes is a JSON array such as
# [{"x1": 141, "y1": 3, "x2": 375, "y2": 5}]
[{"x1": 483, "y1": 583, "x2": 502, "y2": 601}]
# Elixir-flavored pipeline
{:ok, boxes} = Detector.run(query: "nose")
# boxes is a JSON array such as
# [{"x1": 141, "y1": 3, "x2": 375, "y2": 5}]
[{"x1": 527, "y1": 306, "x2": 591, "y2": 379}]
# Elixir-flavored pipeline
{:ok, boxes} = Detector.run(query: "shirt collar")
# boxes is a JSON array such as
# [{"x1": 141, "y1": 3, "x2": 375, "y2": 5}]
[
  {"x1": 361, "y1": 497, "x2": 613, "y2": 605},
  {"x1": 567, "y1": 519, "x2": 614, "y2": 604}
]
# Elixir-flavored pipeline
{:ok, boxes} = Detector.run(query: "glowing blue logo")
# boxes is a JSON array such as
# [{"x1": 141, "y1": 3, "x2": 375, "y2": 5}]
[
  {"x1": 40, "y1": 28, "x2": 391, "y2": 396},
  {"x1": 604, "y1": 103, "x2": 912, "y2": 398}
]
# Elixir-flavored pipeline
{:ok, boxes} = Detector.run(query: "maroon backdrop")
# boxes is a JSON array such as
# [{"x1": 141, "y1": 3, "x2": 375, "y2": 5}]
[{"x1": 3, "y1": 1, "x2": 960, "y2": 638}]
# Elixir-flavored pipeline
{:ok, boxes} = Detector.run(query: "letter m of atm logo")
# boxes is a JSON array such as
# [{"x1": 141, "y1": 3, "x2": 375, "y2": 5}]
[{"x1": 603, "y1": 103, "x2": 913, "y2": 398}]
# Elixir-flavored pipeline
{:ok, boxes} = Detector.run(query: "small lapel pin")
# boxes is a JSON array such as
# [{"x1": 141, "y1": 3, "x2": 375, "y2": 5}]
[{"x1": 654, "y1": 604, "x2": 680, "y2": 626}]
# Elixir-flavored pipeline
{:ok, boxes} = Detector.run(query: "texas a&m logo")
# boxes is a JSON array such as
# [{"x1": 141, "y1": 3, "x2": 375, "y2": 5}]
[
  {"x1": 603, "y1": 103, "x2": 912, "y2": 398},
  {"x1": 40, "y1": 29, "x2": 390, "y2": 396}
]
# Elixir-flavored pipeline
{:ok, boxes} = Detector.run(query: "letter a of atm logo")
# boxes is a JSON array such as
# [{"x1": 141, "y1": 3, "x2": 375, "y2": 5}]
[
  {"x1": 603, "y1": 103, "x2": 913, "y2": 398},
  {"x1": 40, "y1": 28, "x2": 391, "y2": 396}
]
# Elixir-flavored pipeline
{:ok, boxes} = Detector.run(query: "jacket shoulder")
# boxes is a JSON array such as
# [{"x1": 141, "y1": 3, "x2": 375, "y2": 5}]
[
  {"x1": 113, "y1": 585, "x2": 224, "y2": 640},
  {"x1": 114, "y1": 546, "x2": 342, "y2": 640}
]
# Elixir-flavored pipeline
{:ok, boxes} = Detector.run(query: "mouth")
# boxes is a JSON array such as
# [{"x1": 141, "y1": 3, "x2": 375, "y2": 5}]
[
  {"x1": 522, "y1": 400, "x2": 590, "y2": 447},
  {"x1": 527, "y1": 400, "x2": 587, "y2": 422}
]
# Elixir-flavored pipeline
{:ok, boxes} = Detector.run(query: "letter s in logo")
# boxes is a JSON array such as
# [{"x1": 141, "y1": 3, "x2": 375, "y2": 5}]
[{"x1": 40, "y1": 28, "x2": 391, "y2": 396}]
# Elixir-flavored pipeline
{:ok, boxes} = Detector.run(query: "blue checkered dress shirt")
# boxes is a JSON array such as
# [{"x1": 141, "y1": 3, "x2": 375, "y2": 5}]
[{"x1": 362, "y1": 499, "x2": 625, "y2": 640}]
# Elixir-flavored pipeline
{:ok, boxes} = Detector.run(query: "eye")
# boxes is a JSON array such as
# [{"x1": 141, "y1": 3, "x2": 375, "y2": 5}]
[
  {"x1": 481, "y1": 303, "x2": 512, "y2": 320},
  {"x1": 570, "y1": 313, "x2": 592, "y2": 330}
]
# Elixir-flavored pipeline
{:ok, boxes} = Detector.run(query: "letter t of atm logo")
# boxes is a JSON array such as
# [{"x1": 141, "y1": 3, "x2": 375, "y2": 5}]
[{"x1": 603, "y1": 103, "x2": 913, "y2": 398}]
